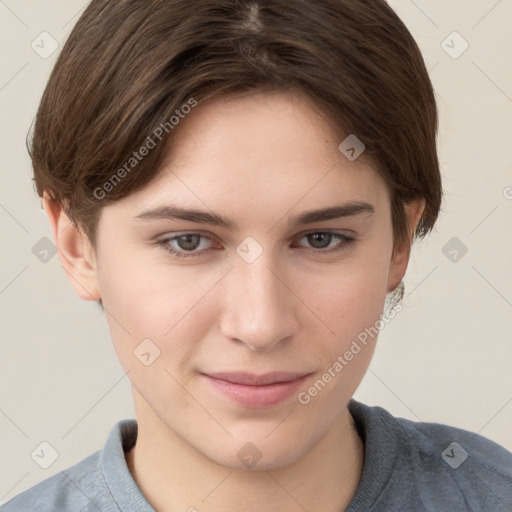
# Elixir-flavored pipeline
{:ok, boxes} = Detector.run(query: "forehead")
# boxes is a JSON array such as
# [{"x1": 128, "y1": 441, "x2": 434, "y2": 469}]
[
  {"x1": 113, "y1": 91, "x2": 390, "y2": 219},
  {"x1": 165, "y1": 90, "x2": 358, "y2": 169}
]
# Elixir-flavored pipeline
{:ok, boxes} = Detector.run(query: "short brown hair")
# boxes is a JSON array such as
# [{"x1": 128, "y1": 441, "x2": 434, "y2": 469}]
[{"x1": 29, "y1": 0, "x2": 443, "y2": 306}]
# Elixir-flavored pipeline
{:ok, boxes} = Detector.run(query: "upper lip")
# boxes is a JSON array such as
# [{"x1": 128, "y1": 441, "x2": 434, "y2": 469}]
[{"x1": 203, "y1": 371, "x2": 311, "y2": 386}]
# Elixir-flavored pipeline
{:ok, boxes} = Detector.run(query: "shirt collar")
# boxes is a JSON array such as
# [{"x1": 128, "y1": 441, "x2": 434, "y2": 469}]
[{"x1": 100, "y1": 418, "x2": 156, "y2": 511}]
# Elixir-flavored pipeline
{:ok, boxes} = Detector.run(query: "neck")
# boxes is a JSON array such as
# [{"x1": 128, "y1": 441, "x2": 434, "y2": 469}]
[{"x1": 126, "y1": 397, "x2": 364, "y2": 512}]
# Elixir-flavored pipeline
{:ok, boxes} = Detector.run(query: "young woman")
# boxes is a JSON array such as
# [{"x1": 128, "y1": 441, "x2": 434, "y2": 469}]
[{"x1": 3, "y1": 0, "x2": 511, "y2": 510}]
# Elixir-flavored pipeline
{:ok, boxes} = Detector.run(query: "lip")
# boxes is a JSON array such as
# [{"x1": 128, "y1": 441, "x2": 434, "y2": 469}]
[
  {"x1": 201, "y1": 371, "x2": 312, "y2": 408},
  {"x1": 204, "y1": 371, "x2": 310, "y2": 385}
]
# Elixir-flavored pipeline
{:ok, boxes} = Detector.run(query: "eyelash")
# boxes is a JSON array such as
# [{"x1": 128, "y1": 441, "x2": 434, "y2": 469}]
[{"x1": 156, "y1": 232, "x2": 356, "y2": 259}]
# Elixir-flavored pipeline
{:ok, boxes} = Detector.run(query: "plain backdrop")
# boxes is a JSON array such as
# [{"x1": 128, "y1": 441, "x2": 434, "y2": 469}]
[{"x1": 1, "y1": 0, "x2": 511, "y2": 503}]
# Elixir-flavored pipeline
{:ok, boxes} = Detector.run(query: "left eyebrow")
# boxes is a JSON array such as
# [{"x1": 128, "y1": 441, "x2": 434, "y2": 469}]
[
  {"x1": 288, "y1": 201, "x2": 374, "y2": 227},
  {"x1": 133, "y1": 200, "x2": 375, "y2": 232}
]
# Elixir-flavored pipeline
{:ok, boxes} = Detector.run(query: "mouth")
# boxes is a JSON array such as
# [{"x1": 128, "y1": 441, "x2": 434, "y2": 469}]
[
  {"x1": 204, "y1": 371, "x2": 310, "y2": 385},
  {"x1": 200, "y1": 371, "x2": 312, "y2": 408}
]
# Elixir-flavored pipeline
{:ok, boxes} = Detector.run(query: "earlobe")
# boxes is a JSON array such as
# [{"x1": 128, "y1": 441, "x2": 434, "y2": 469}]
[
  {"x1": 386, "y1": 198, "x2": 426, "y2": 294},
  {"x1": 42, "y1": 193, "x2": 101, "y2": 302}
]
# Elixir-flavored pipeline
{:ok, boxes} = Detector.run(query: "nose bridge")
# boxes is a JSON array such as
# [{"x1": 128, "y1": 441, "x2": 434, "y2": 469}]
[{"x1": 220, "y1": 249, "x2": 296, "y2": 349}]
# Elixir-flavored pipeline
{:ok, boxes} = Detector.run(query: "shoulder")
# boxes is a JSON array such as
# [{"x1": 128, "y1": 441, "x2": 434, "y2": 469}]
[
  {"x1": 407, "y1": 413, "x2": 512, "y2": 475},
  {"x1": 348, "y1": 400, "x2": 512, "y2": 511},
  {"x1": 0, "y1": 419, "x2": 139, "y2": 512},
  {"x1": 0, "y1": 450, "x2": 106, "y2": 512},
  {"x1": 398, "y1": 414, "x2": 512, "y2": 510},
  {"x1": 396, "y1": 410, "x2": 512, "y2": 479}
]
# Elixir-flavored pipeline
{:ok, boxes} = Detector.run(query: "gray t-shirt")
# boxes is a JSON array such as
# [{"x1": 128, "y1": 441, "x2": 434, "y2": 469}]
[{"x1": 2, "y1": 399, "x2": 511, "y2": 511}]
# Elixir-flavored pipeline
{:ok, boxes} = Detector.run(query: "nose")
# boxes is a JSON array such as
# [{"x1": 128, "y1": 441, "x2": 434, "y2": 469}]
[{"x1": 219, "y1": 253, "x2": 299, "y2": 351}]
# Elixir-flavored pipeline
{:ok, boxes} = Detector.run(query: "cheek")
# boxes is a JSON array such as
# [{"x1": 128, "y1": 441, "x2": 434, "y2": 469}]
[
  {"x1": 299, "y1": 254, "x2": 390, "y2": 343},
  {"x1": 99, "y1": 245, "x2": 196, "y2": 326},
  {"x1": 97, "y1": 250, "x2": 201, "y2": 366},
  {"x1": 294, "y1": 262, "x2": 389, "y2": 409}
]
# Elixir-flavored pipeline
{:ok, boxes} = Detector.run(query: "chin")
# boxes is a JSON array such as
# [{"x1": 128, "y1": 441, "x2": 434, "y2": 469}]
[{"x1": 200, "y1": 433, "x2": 309, "y2": 472}]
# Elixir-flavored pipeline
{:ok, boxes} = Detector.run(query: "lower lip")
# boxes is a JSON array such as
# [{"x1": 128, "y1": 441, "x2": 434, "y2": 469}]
[{"x1": 201, "y1": 374, "x2": 310, "y2": 408}]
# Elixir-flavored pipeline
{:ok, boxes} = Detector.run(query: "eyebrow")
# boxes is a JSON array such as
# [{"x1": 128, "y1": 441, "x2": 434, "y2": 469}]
[{"x1": 133, "y1": 200, "x2": 374, "y2": 231}]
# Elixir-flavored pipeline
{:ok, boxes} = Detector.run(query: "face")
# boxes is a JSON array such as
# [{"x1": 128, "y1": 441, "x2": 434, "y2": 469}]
[{"x1": 66, "y1": 91, "x2": 414, "y2": 470}]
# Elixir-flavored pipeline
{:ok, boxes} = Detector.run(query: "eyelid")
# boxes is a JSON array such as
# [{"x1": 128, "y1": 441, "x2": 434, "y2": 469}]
[
  {"x1": 157, "y1": 229, "x2": 354, "y2": 245},
  {"x1": 293, "y1": 227, "x2": 356, "y2": 238},
  {"x1": 156, "y1": 229, "x2": 357, "y2": 258},
  {"x1": 157, "y1": 228, "x2": 354, "y2": 240},
  {"x1": 157, "y1": 230, "x2": 219, "y2": 244}
]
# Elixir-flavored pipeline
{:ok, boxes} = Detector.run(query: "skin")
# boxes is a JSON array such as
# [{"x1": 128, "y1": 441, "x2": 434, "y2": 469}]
[{"x1": 43, "y1": 91, "x2": 424, "y2": 512}]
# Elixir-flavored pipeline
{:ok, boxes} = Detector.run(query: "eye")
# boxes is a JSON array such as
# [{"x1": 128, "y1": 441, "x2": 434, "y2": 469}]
[
  {"x1": 157, "y1": 233, "x2": 214, "y2": 258},
  {"x1": 156, "y1": 231, "x2": 356, "y2": 259},
  {"x1": 295, "y1": 232, "x2": 356, "y2": 254}
]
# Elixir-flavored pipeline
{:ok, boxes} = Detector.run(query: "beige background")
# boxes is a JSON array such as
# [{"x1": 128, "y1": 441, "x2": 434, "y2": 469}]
[{"x1": 1, "y1": 0, "x2": 511, "y2": 503}]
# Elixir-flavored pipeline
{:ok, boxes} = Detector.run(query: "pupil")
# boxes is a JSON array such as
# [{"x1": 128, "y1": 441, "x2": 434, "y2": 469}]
[
  {"x1": 179, "y1": 235, "x2": 199, "y2": 251},
  {"x1": 310, "y1": 233, "x2": 330, "y2": 249}
]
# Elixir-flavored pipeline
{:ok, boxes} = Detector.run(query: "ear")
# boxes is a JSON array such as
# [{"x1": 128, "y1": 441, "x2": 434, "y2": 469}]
[
  {"x1": 42, "y1": 193, "x2": 101, "y2": 301},
  {"x1": 387, "y1": 198, "x2": 426, "y2": 294}
]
